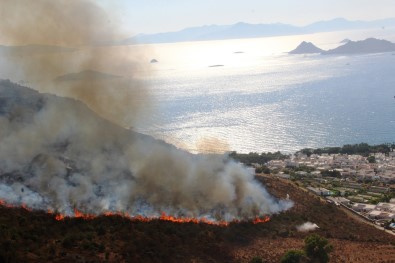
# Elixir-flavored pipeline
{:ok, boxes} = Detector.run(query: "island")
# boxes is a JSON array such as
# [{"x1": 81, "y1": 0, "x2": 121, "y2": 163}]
[
  {"x1": 288, "y1": 41, "x2": 324, "y2": 54},
  {"x1": 289, "y1": 38, "x2": 395, "y2": 55},
  {"x1": 323, "y1": 38, "x2": 395, "y2": 55}
]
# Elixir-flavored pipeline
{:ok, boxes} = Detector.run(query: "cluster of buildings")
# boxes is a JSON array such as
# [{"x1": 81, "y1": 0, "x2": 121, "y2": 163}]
[
  {"x1": 263, "y1": 151, "x2": 395, "y2": 226},
  {"x1": 351, "y1": 200, "x2": 395, "y2": 220},
  {"x1": 266, "y1": 151, "x2": 395, "y2": 183}
]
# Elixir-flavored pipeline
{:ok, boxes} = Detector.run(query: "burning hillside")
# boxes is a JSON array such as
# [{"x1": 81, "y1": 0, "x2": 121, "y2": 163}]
[
  {"x1": 0, "y1": 176, "x2": 394, "y2": 263},
  {"x1": 0, "y1": 0, "x2": 292, "y2": 224},
  {"x1": 0, "y1": 80, "x2": 292, "y2": 223}
]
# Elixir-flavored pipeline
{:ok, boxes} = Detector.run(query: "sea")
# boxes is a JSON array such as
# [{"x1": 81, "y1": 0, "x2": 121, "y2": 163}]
[
  {"x1": 2, "y1": 28, "x2": 395, "y2": 154},
  {"x1": 134, "y1": 29, "x2": 395, "y2": 154}
]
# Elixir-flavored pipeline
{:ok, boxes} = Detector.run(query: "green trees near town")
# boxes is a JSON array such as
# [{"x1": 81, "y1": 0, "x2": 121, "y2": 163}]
[
  {"x1": 320, "y1": 170, "x2": 341, "y2": 178},
  {"x1": 228, "y1": 151, "x2": 288, "y2": 165},
  {"x1": 299, "y1": 143, "x2": 394, "y2": 157},
  {"x1": 367, "y1": 156, "x2": 376, "y2": 163}
]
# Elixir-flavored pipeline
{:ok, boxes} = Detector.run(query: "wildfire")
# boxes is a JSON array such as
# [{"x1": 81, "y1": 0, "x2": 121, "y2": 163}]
[
  {"x1": 0, "y1": 199, "x2": 13, "y2": 208},
  {"x1": 252, "y1": 216, "x2": 270, "y2": 224},
  {"x1": 0, "y1": 199, "x2": 270, "y2": 226},
  {"x1": 54, "y1": 211, "x2": 270, "y2": 226}
]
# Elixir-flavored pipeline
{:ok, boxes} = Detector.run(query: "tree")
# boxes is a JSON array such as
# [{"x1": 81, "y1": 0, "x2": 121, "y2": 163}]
[
  {"x1": 367, "y1": 156, "x2": 376, "y2": 163},
  {"x1": 280, "y1": 250, "x2": 306, "y2": 263},
  {"x1": 304, "y1": 234, "x2": 333, "y2": 263},
  {"x1": 262, "y1": 166, "x2": 271, "y2": 174},
  {"x1": 321, "y1": 170, "x2": 341, "y2": 178}
]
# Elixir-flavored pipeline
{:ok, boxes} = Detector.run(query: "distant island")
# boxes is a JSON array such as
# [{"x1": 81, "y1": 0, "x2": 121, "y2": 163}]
[
  {"x1": 324, "y1": 38, "x2": 395, "y2": 54},
  {"x1": 121, "y1": 17, "x2": 395, "y2": 44},
  {"x1": 289, "y1": 38, "x2": 395, "y2": 55},
  {"x1": 289, "y1": 41, "x2": 324, "y2": 54}
]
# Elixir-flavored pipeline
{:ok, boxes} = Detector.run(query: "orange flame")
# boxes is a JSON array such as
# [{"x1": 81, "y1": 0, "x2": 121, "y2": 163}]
[
  {"x1": 55, "y1": 214, "x2": 65, "y2": 221},
  {"x1": 158, "y1": 212, "x2": 229, "y2": 226},
  {"x1": 0, "y1": 199, "x2": 13, "y2": 208},
  {"x1": 74, "y1": 208, "x2": 95, "y2": 220},
  {"x1": 252, "y1": 216, "x2": 270, "y2": 224},
  {"x1": 0, "y1": 199, "x2": 270, "y2": 226}
]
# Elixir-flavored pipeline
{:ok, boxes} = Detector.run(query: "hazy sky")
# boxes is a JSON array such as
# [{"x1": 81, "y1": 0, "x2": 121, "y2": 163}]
[{"x1": 98, "y1": 0, "x2": 395, "y2": 35}]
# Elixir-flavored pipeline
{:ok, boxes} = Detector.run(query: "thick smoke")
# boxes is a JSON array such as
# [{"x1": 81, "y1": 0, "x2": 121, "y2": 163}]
[
  {"x1": 0, "y1": 0, "x2": 151, "y2": 126},
  {"x1": 0, "y1": 0, "x2": 292, "y2": 221}
]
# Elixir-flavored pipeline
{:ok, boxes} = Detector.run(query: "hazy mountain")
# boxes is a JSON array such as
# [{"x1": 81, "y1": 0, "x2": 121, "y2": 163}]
[
  {"x1": 340, "y1": 39, "x2": 351, "y2": 44},
  {"x1": 122, "y1": 17, "x2": 395, "y2": 44},
  {"x1": 54, "y1": 70, "x2": 121, "y2": 82},
  {"x1": 289, "y1": 38, "x2": 395, "y2": 55},
  {"x1": 289, "y1": 41, "x2": 324, "y2": 54},
  {"x1": 323, "y1": 38, "x2": 395, "y2": 55}
]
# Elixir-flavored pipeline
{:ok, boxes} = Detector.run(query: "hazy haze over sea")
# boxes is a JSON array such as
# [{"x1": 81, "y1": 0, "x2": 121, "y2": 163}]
[
  {"x1": 137, "y1": 29, "x2": 395, "y2": 153},
  {"x1": 1, "y1": 29, "x2": 395, "y2": 154}
]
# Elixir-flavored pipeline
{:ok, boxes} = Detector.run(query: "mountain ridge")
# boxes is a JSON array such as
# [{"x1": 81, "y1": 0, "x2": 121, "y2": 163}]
[{"x1": 122, "y1": 17, "x2": 395, "y2": 44}]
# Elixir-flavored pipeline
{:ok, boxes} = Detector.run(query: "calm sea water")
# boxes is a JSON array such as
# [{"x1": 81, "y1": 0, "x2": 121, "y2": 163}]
[
  {"x1": 137, "y1": 30, "x2": 395, "y2": 153},
  {"x1": 3, "y1": 29, "x2": 394, "y2": 154}
]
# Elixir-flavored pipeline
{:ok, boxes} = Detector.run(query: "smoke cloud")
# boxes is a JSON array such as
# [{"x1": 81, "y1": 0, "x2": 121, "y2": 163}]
[
  {"x1": 196, "y1": 136, "x2": 231, "y2": 154},
  {"x1": 0, "y1": 0, "x2": 292, "y2": 222},
  {"x1": 296, "y1": 222, "x2": 319, "y2": 232},
  {"x1": 0, "y1": 0, "x2": 151, "y2": 126}
]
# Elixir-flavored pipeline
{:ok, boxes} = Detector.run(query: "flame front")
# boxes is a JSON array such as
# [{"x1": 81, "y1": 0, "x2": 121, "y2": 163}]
[
  {"x1": 52, "y1": 211, "x2": 270, "y2": 226},
  {"x1": 0, "y1": 199, "x2": 271, "y2": 226}
]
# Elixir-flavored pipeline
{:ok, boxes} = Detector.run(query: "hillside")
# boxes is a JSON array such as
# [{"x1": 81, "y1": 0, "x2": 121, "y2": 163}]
[
  {"x1": 0, "y1": 79, "x2": 293, "y2": 223},
  {"x1": 1, "y1": 80, "x2": 394, "y2": 262},
  {"x1": 0, "y1": 176, "x2": 394, "y2": 262}
]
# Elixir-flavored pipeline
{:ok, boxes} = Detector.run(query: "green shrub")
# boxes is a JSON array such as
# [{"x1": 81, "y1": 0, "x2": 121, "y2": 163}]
[
  {"x1": 280, "y1": 250, "x2": 305, "y2": 263},
  {"x1": 304, "y1": 234, "x2": 333, "y2": 263}
]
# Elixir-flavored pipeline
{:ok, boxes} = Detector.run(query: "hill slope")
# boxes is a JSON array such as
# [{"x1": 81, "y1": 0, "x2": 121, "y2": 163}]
[
  {"x1": 0, "y1": 80, "x2": 293, "y2": 223},
  {"x1": 0, "y1": 176, "x2": 394, "y2": 262}
]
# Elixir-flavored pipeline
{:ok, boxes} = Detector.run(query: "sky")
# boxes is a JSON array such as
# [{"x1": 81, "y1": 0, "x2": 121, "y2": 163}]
[{"x1": 98, "y1": 0, "x2": 395, "y2": 35}]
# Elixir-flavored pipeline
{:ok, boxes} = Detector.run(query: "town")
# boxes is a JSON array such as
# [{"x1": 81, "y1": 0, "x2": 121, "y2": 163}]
[{"x1": 231, "y1": 144, "x2": 395, "y2": 232}]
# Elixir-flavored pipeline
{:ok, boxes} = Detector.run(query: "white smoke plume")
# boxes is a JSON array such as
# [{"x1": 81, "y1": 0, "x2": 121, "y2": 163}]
[
  {"x1": 0, "y1": 0, "x2": 293, "y2": 222},
  {"x1": 296, "y1": 222, "x2": 319, "y2": 232}
]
